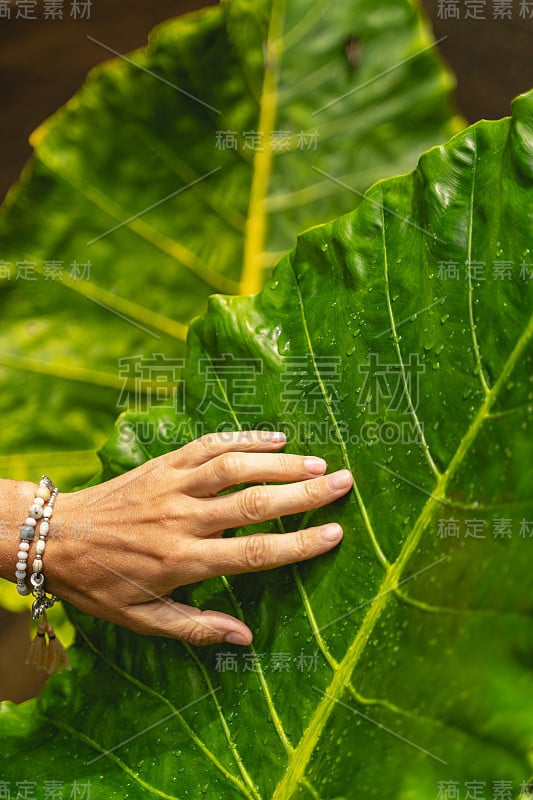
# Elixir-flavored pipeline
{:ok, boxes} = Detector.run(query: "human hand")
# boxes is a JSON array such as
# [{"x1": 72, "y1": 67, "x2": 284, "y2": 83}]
[{"x1": 46, "y1": 431, "x2": 353, "y2": 646}]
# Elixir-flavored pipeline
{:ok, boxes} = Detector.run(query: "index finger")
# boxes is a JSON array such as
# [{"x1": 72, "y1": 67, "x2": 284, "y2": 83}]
[{"x1": 169, "y1": 430, "x2": 287, "y2": 468}]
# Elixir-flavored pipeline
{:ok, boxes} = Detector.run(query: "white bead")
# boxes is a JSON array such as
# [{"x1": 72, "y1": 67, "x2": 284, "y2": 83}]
[
  {"x1": 32, "y1": 558, "x2": 43, "y2": 573},
  {"x1": 29, "y1": 504, "x2": 44, "y2": 519},
  {"x1": 19, "y1": 541, "x2": 30, "y2": 551},
  {"x1": 16, "y1": 584, "x2": 31, "y2": 596},
  {"x1": 15, "y1": 570, "x2": 26, "y2": 580},
  {"x1": 16, "y1": 561, "x2": 27, "y2": 570},
  {"x1": 24, "y1": 517, "x2": 37, "y2": 527},
  {"x1": 33, "y1": 497, "x2": 45, "y2": 507},
  {"x1": 43, "y1": 507, "x2": 53, "y2": 519},
  {"x1": 40, "y1": 521, "x2": 50, "y2": 534},
  {"x1": 35, "y1": 540, "x2": 46, "y2": 556},
  {"x1": 17, "y1": 551, "x2": 28, "y2": 560}
]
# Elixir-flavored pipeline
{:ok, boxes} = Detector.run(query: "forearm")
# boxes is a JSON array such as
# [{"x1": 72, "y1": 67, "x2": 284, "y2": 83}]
[{"x1": 0, "y1": 478, "x2": 39, "y2": 584}]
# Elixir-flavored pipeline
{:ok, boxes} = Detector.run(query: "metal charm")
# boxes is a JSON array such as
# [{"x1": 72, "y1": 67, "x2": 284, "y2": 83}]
[{"x1": 31, "y1": 591, "x2": 57, "y2": 621}]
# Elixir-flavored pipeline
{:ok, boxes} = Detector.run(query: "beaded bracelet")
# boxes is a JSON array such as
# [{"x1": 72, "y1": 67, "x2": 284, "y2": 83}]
[
  {"x1": 29, "y1": 477, "x2": 59, "y2": 621},
  {"x1": 16, "y1": 475, "x2": 58, "y2": 617},
  {"x1": 16, "y1": 476, "x2": 56, "y2": 597},
  {"x1": 17, "y1": 476, "x2": 70, "y2": 673}
]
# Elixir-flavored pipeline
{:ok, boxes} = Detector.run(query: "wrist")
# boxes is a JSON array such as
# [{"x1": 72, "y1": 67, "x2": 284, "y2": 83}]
[
  {"x1": 0, "y1": 477, "x2": 82, "y2": 603},
  {"x1": 41, "y1": 488, "x2": 90, "y2": 602},
  {"x1": 0, "y1": 479, "x2": 40, "y2": 584}
]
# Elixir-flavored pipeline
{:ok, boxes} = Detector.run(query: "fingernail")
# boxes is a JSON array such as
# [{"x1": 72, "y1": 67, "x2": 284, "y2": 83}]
[
  {"x1": 224, "y1": 631, "x2": 250, "y2": 646},
  {"x1": 321, "y1": 523, "x2": 343, "y2": 542},
  {"x1": 329, "y1": 469, "x2": 352, "y2": 490},
  {"x1": 304, "y1": 456, "x2": 327, "y2": 474},
  {"x1": 262, "y1": 431, "x2": 286, "y2": 443}
]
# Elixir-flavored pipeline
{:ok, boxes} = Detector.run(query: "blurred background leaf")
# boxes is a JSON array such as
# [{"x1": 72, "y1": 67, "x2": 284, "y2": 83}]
[{"x1": 0, "y1": 0, "x2": 462, "y2": 490}]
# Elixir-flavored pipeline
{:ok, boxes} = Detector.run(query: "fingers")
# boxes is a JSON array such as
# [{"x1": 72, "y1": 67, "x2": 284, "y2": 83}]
[
  {"x1": 195, "y1": 469, "x2": 353, "y2": 532},
  {"x1": 125, "y1": 597, "x2": 253, "y2": 646},
  {"x1": 169, "y1": 430, "x2": 287, "y2": 468},
  {"x1": 182, "y1": 451, "x2": 328, "y2": 496},
  {"x1": 189, "y1": 523, "x2": 344, "y2": 580}
]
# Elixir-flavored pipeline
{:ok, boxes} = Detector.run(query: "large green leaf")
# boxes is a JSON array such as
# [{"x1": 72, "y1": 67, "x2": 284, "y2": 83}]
[
  {"x1": 2, "y1": 91, "x2": 532, "y2": 798},
  {"x1": 0, "y1": 0, "x2": 461, "y2": 488}
]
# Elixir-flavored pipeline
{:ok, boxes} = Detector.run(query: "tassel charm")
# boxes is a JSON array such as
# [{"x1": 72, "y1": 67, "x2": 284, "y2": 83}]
[
  {"x1": 44, "y1": 621, "x2": 71, "y2": 673},
  {"x1": 26, "y1": 620, "x2": 48, "y2": 671},
  {"x1": 26, "y1": 612, "x2": 71, "y2": 674}
]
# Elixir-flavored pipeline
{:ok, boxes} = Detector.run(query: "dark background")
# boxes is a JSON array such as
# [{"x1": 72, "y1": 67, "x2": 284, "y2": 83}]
[{"x1": 0, "y1": 0, "x2": 531, "y2": 701}]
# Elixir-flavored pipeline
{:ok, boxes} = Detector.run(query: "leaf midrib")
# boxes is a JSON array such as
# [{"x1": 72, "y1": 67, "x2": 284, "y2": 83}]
[
  {"x1": 270, "y1": 293, "x2": 533, "y2": 799},
  {"x1": 239, "y1": 0, "x2": 286, "y2": 296}
]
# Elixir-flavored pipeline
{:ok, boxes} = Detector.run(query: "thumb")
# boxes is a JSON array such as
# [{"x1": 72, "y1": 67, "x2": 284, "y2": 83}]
[{"x1": 125, "y1": 597, "x2": 253, "y2": 646}]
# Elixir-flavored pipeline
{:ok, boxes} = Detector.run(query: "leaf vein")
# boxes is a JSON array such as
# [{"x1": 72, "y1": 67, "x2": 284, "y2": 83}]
[
  {"x1": 36, "y1": 712, "x2": 182, "y2": 800},
  {"x1": 290, "y1": 259, "x2": 390, "y2": 570},
  {"x1": 466, "y1": 131, "x2": 490, "y2": 396},
  {"x1": 73, "y1": 623, "x2": 255, "y2": 798},
  {"x1": 380, "y1": 192, "x2": 441, "y2": 478}
]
